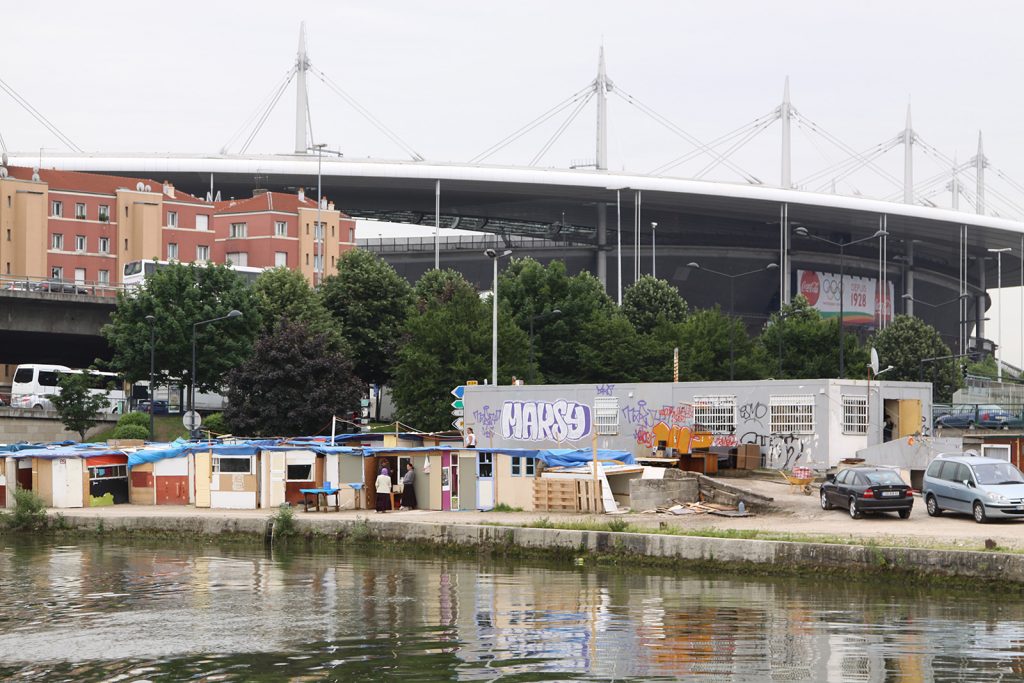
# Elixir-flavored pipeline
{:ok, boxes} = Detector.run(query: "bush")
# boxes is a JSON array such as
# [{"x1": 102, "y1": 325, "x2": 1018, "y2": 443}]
[
  {"x1": 111, "y1": 424, "x2": 151, "y2": 440},
  {"x1": 272, "y1": 504, "x2": 295, "y2": 538},
  {"x1": 117, "y1": 411, "x2": 151, "y2": 428},
  {"x1": 7, "y1": 489, "x2": 47, "y2": 530},
  {"x1": 203, "y1": 412, "x2": 227, "y2": 435}
]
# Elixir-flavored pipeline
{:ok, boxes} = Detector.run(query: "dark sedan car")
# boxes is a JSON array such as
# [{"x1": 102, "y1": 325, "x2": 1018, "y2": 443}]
[
  {"x1": 820, "y1": 466, "x2": 914, "y2": 519},
  {"x1": 137, "y1": 400, "x2": 169, "y2": 415},
  {"x1": 934, "y1": 405, "x2": 1024, "y2": 429}
]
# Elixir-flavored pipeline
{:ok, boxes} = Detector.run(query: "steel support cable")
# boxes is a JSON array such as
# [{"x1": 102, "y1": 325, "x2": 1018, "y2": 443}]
[
  {"x1": 0, "y1": 77, "x2": 82, "y2": 152},
  {"x1": 796, "y1": 123, "x2": 863, "y2": 195},
  {"x1": 239, "y1": 73, "x2": 296, "y2": 154},
  {"x1": 990, "y1": 166, "x2": 1024, "y2": 197},
  {"x1": 649, "y1": 110, "x2": 778, "y2": 176},
  {"x1": 0, "y1": 128, "x2": 7, "y2": 156},
  {"x1": 221, "y1": 67, "x2": 296, "y2": 154},
  {"x1": 305, "y1": 83, "x2": 315, "y2": 152},
  {"x1": 802, "y1": 138, "x2": 900, "y2": 192},
  {"x1": 914, "y1": 136, "x2": 956, "y2": 168},
  {"x1": 470, "y1": 84, "x2": 594, "y2": 163},
  {"x1": 310, "y1": 66, "x2": 424, "y2": 161},
  {"x1": 613, "y1": 86, "x2": 761, "y2": 183},
  {"x1": 795, "y1": 130, "x2": 899, "y2": 185},
  {"x1": 981, "y1": 184, "x2": 1024, "y2": 216},
  {"x1": 793, "y1": 111, "x2": 904, "y2": 188},
  {"x1": 693, "y1": 117, "x2": 776, "y2": 179},
  {"x1": 529, "y1": 91, "x2": 594, "y2": 166}
]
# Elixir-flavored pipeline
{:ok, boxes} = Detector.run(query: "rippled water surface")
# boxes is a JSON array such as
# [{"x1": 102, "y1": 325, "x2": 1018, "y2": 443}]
[{"x1": 0, "y1": 538, "x2": 1022, "y2": 681}]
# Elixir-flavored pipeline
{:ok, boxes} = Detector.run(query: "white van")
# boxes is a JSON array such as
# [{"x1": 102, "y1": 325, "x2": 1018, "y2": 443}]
[{"x1": 11, "y1": 364, "x2": 125, "y2": 413}]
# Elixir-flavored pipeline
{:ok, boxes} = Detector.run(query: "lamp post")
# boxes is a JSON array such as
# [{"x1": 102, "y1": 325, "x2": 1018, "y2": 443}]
[
  {"x1": 312, "y1": 143, "x2": 327, "y2": 286},
  {"x1": 686, "y1": 261, "x2": 778, "y2": 380},
  {"x1": 528, "y1": 309, "x2": 562, "y2": 384},
  {"x1": 651, "y1": 221, "x2": 658, "y2": 278},
  {"x1": 484, "y1": 248, "x2": 512, "y2": 385},
  {"x1": 794, "y1": 226, "x2": 888, "y2": 378},
  {"x1": 145, "y1": 315, "x2": 156, "y2": 441},
  {"x1": 191, "y1": 310, "x2": 243, "y2": 436},
  {"x1": 774, "y1": 310, "x2": 791, "y2": 378},
  {"x1": 988, "y1": 247, "x2": 1012, "y2": 381}
]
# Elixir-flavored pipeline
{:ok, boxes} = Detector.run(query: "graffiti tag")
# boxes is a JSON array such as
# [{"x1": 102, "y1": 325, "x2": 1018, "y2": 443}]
[
  {"x1": 501, "y1": 400, "x2": 592, "y2": 442},
  {"x1": 472, "y1": 405, "x2": 502, "y2": 440},
  {"x1": 739, "y1": 431, "x2": 807, "y2": 469},
  {"x1": 595, "y1": 384, "x2": 616, "y2": 396},
  {"x1": 621, "y1": 400, "x2": 657, "y2": 428},
  {"x1": 738, "y1": 401, "x2": 768, "y2": 426}
]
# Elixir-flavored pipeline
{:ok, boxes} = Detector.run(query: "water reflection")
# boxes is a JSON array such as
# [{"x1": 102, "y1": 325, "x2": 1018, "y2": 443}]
[{"x1": 0, "y1": 538, "x2": 1021, "y2": 681}]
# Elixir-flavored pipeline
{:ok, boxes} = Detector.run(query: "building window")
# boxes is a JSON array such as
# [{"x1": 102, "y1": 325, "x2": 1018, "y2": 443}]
[
  {"x1": 693, "y1": 395, "x2": 737, "y2": 433},
  {"x1": 478, "y1": 453, "x2": 493, "y2": 478},
  {"x1": 196, "y1": 245, "x2": 210, "y2": 261},
  {"x1": 594, "y1": 396, "x2": 619, "y2": 435},
  {"x1": 286, "y1": 464, "x2": 313, "y2": 481},
  {"x1": 313, "y1": 254, "x2": 323, "y2": 272},
  {"x1": 275, "y1": 251, "x2": 287, "y2": 267},
  {"x1": 196, "y1": 214, "x2": 209, "y2": 231},
  {"x1": 842, "y1": 395, "x2": 868, "y2": 434},
  {"x1": 167, "y1": 243, "x2": 178, "y2": 260},
  {"x1": 75, "y1": 235, "x2": 86, "y2": 252},
  {"x1": 51, "y1": 233, "x2": 64, "y2": 250},
  {"x1": 98, "y1": 205, "x2": 110, "y2": 222},
  {"x1": 6, "y1": 229, "x2": 11, "y2": 241},
  {"x1": 511, "y1": 456, "x2": 535, "y2": 477},
  {"x1": 229, "y1": 222, "x2": 247, "y2": 238},
  {"x1": 75, "y1": 203, "x2": 86, "y2": 220},
  {"x1": 98, "y1": 270, "x2": 110, "y2": 285},
  {"x1": 212, "y1": 457, "x2": 252, "y2": 474},
  {"x1": 167, "y1": 211, "x2": 178, "y2": 228},
  {"x1": 99, "y1": 237, "x2": 110, "y2": 254},
  {"x1": 74, "y1": 268, "x2": 86, "y2": 284},
  {"x1": 275, "y1": 221, "x2": 288, "y2": 237},
  {"x1": 770, "y1": 395, "x2": 815, "y2": 435},
  {"x1": 89, "y1": 465, "x2": 127, "y2": 480},
  {"x1": 226, "y1": 252, "x2": 248, "y2": 267},
  {"x1": 51, "y1": 200, "x2": 63, "y2": 217},
  {"x1": 51, "y1": 266, "x2": 63, "y2": 280},
  {"x1": 314, "y1": 222, "x2": 324, "y2": 240}
]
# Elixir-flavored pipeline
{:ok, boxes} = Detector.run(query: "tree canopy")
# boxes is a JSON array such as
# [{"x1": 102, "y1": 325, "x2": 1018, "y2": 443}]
[
  {"x1": 622, "y1": 275, "x2": 688, "y2": 334},
  {"x1": 871, "y1": 314, "x2": 960, "y2": 402},
  {"x1": 251, "y1": 267, "x2": 339, "y2": 341},
  {"x1": 50, "y1": 372, "x2": 114, "y2": 441}
]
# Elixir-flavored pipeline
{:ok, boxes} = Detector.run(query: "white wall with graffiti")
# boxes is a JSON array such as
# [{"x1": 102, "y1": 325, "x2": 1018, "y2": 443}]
[{"x1": 463, "y1": 379, "x2": 932, "y2": 470}]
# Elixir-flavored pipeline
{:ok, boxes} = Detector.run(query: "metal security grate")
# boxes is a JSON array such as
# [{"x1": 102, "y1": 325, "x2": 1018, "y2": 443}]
[
  {"x1": 693, "y1": 395, "x2": 736, "y2": 433},
  {"x1": 842, "y1": 395, "x2": 867, "y2": 434},
  {"x1": 770, "y1": 395, "x2": 815, "y2": 434},
  {"x1": 594, "y1": 396, "x2": 619, "y2": 435}
]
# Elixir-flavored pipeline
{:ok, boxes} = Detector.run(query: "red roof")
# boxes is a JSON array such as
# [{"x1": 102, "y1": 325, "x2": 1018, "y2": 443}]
[
  {"x1": 215, "y1": 191, "x2": 349, "y2": 218},
  {"x1": 5, "y1": 166, "x2": 210, "y2": 205}
]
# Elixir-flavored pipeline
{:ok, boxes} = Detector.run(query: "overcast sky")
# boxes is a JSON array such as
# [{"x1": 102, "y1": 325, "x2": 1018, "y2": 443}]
[{"x1": 4, "y1": 0, "x2": 1024, "y2": 366}]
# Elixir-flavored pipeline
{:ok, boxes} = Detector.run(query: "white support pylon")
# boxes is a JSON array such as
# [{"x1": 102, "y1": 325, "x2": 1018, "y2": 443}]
[
  {"x1": 951, "y1": 154, "x2": 960, "y2": 210},
  {"x1": 594, "y1": 46, "x2": 613, "y2": 171},
  {"x1": 780, "y1": 77, "x2": 791, "y2": 188},
  {"x1": 975, "y1": 131, "x2": 985, "y2": 215},
  {"x1": 903, "y1": 102, "x2": 914, "y2": 204},
  {"x1": 294, "y1": 22, "x2": 310, "y2": 154}
]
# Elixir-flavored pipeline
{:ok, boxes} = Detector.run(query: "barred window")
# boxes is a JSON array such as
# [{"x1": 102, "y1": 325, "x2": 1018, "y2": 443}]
[
  {"x1": 594, "y1": 396, "x2": 619, "y2": 435},
  {"x1": 770, "y1": 395, "x2": 815, "y2": 434},
  {"x1": 693, "y1": 395, "x2": 736, "y2": 433},
  {"x1": 842, "y1": 395, "x2": 868, "y2": 434}
]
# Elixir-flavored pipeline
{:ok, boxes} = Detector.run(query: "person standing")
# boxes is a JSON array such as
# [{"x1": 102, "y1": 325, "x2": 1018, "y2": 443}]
[
  {"x1": 374, "y1": 466, "x2": 391, "y2": 513},
  {"x1": 400, "y1": 462, "x2": 417, "y2": 510},
  {"x1": 465, "y1": 427, "x2": 477, "y2": 448}
]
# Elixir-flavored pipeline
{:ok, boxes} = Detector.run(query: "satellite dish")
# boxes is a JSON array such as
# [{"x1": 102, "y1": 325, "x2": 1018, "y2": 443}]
[
  {"x1": 0, "y1": 168, "x2": 7, "y2": 178},
  {"x1": 144, "y1": 184, "x2": 152, "y2": 192},
  {"x1": 136, "y1": 182, "x2": 145, "y2": 191},
  {"x1": 869, "y1": 347, "x2": 880, "y2": 376}
]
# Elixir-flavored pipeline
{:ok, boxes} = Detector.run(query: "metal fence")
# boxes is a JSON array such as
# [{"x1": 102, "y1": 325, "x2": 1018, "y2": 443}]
[
  {"x1": 0, "y1": 274, "x2": 123, "y2": 298},
  {"x1": 358, "y1": 234, "x2": 590, "y2": 254}
]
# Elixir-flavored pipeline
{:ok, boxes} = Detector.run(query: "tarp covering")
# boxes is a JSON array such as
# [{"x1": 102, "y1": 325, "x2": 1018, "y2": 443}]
[
  {"x1": 533, "y1": 449, "x2": 636, "y2": 467},
  {"x1": 127, "y1": 439, "x2": 189, "y2": 467},
  {"x1": 9, "y1": 445, "x2": 128, "y2": 460}
]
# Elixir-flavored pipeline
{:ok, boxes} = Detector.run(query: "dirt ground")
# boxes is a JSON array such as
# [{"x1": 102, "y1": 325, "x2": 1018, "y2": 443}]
[{"x1": 54, "y1": 475, "x2": 1024, "y2": 552}]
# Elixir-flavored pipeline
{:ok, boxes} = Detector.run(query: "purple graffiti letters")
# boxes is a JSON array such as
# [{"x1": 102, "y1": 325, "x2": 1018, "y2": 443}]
[
  {"x1": 501, "y1": 399, "x2": 592, "y2": 442},
  {"x1": 472, "y1": 405, "x2": 502, "y2": 439}
]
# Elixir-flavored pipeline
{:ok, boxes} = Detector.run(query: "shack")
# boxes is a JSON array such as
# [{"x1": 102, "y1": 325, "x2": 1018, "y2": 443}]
[
  {"x1": 258, "y1": 445, "x2": 338, "y2": 508},
  {"x1": 128, "y1": 441, "x2": 192, "y2": 505},
  {"x1": 3, "y1": 445, "x2": 130, "y2": 508},
  {"x1": 193, "y1": 443, "x2": 260, "y2": 509}
]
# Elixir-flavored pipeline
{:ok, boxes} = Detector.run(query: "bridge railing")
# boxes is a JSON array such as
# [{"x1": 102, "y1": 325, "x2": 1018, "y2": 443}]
[
  {"x1": 0, "y1": 274, "x2": 123, "y2": 298},
  {"x1": 358, "y1": 234, "x2": 590, "y2": 253}
]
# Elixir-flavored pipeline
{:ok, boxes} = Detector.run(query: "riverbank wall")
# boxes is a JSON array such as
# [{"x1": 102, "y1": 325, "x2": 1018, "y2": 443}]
[{"x1": 47, "y1": 511, "x2": 1024, "y2": 587}]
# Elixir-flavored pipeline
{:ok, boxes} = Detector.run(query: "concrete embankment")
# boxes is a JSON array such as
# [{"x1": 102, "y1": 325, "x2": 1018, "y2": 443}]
[{"x1": 52, "y1": 511, "x2": 1024, "y2": 586}]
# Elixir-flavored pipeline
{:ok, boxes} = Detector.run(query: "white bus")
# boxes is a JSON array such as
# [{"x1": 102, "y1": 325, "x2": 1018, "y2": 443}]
[
  {"x1": 11, "y1": 364, "x2": 126, "y2": 413},
  {"x1": 122, "y1": 259, "x2": 267, "y2": 289}
]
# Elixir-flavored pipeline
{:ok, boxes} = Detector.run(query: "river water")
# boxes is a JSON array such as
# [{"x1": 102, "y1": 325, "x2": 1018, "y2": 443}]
[{"x1": 0, "y1": 538, "x2": 1021, "y2": 682}]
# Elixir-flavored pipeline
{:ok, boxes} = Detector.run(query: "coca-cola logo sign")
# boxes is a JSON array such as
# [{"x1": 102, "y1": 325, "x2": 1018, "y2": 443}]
[{"x1": 799, "y1": 270, "x2": 820, "y2": 305}]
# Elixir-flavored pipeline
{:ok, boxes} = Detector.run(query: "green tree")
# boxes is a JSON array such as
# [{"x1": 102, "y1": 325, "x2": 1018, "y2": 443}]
[
  {"x1": 665, "y1": 307, "x2": 765, "y2": 381},
  {"x1": 392, "y1": 269, "x2": 530, "y2": 430},
  {"x1": 251, "y1": 267, "x2": 339, "y2": 340},
  {"x1": 871, "y1": 315, "x2": 960, "y2": 402},
  {"x1": 223, "y1": 318, "x2": 364, "y2": 436},
  {"x1": 622, "y1": 275, "x2": 688, "y2": 334},
  {"x1": 320, "y1": 250, "x2": 414, "y2": 418},
  {"x1": 50, "y1": 371, "x2": 113, "y2": 441},
  {"x1": 102, "y1": 262, "x2": 260, "y2": 399}
]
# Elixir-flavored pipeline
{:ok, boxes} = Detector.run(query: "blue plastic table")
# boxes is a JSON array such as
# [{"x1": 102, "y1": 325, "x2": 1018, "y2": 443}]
[{"x1": 299, "y1": 487, "x2": 341, "y2": 512}]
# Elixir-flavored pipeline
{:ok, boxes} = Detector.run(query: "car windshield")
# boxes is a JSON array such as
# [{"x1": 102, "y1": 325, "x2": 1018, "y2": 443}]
[
  {"x1": 972, "y1": 462, "x2": 1024, "y2": 486},
  {"x1": 862, "y1": 470, "x2": 905, "y2": 485}
]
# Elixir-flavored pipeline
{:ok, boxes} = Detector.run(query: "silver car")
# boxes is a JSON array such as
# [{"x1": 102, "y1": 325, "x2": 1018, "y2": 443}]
[{"x1": 922, "y1": 454, "x2": 1024, "y2": 523}]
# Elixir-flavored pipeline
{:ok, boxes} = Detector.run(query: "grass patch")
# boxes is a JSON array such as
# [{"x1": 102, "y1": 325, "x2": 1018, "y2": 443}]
[{"x1": 489, "y1": 503, "x2": 524, "y2": 513}]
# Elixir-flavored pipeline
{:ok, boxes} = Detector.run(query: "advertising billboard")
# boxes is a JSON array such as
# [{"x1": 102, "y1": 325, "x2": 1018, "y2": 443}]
[{"x1": 797, "y1": 270, "x2": 893, "y2": 325}]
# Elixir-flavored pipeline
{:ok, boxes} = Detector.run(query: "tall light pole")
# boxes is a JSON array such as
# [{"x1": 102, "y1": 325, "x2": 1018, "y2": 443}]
[
  {"x1": 651, "y1": 221, "x2": 658, "y2": 278},
  {"x1": 312, "y1": 143, "x2": 327, "y2": 286},
  {"x1": 528, "y1": 309, "x2": 562, "y2": 384},
  {"x1": 794, "y1": 226, "x2": 888, "y2": 378},
  {"x1": 485, "y1": 248, "x2": 512, "y2": 385},
  {"x1": 988, "y1": 247, "x2": 1011, "y2": 381},
  {"x1": 686, "y1": 261, "x2": 778, "y2": 380},
  {"x1": 191, "y1": 310, "x2": 243, "y2": 436},
  {"x1": 145, "y1": 315, "x2": 156, "y2": 441}
]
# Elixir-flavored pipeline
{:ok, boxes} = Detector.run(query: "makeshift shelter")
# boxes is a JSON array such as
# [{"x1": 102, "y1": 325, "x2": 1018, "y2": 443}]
[
  {"x1": 258, "y1": 445, "x2": 340, "y2": 508},
  {"x1": 4, "y1": 445, "x2": 130, "y2": 508},
  {"x1": 192, "y1": 443, "x2": 260, "y2": 509},
  {"x1": 127, "y1": 441, "x2": 192, "y2": 505}
]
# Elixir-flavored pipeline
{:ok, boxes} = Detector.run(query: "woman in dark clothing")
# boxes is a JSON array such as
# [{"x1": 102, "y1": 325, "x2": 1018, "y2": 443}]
[
  {"x1": 400, "y1": 462, "x2": 417, "y2": 510},
  {"x1": 374, "y1": 466, "x2": 391, "y2": 513}
]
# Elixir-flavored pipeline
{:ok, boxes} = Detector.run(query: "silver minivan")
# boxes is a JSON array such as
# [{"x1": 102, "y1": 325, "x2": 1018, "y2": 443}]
[{"x1": 922, "y1": 454, "x2": 1024, "y2": 523}]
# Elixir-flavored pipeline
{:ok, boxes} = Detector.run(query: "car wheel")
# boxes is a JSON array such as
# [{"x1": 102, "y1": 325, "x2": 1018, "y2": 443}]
[
  {"x1": 898, "y1": 509, "x2": 911, "y2": 519},
  {"x1": 926, "y1": 494, "x2": 942, "y2": 517},
  {"x1": 32, "y1": 403, "x2": 44, "y2": 410},
  {"x1": 973, "y1": 501, "x2": 988, "y2": 524},
  {"x1": 820, "y1": 490, "x2": 833, "y2": 510},
  {"x1": 849, "y1": 497, "x2": 863, "y2": 519}
]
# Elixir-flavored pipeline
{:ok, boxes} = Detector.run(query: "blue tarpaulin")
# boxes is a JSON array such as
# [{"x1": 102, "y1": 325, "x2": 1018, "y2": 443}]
[
  {"x1": 127, "y1": 439, "x2": 189, "y2": 467},
  {"x1": 9, "y1": 445, "x2": 128, "y2": 460}
]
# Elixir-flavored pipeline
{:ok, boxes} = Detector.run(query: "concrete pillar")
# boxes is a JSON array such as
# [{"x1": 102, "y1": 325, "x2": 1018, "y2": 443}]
[
  {"x1": 596, "y1": 202, "x2": 607, "y2": 289},
  {"x1": 977, "y1": 260, "x2": 986, "y2": 342},
  {"x1": 904, "y1": 242, "x2": 915, "y2": 317}
]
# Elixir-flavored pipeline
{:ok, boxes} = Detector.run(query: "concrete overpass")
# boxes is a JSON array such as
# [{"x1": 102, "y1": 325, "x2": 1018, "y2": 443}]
[{"x1": 0, "y1": 290, "x2": 114, "y2": 366}]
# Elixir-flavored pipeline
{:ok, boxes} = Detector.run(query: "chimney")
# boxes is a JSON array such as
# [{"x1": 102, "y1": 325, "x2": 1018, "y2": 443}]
[
  {"x1": 328, "y1": 201, "x2": 335, "y2": 211},
  {"x1": 298, "y1": 188, "x2": 305, "y2": 202},
  {"x1": 163, "y1": 181, "x2": 175, "y2": 199}
]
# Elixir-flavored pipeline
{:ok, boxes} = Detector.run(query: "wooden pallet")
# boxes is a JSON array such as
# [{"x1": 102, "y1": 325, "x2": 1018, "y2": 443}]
[{"x1": 533, "y1": 478, "x2": 601, "y2": 512}]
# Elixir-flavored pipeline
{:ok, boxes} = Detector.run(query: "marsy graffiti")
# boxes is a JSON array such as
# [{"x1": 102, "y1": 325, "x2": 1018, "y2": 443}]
[{"x1": 501, "y1": 400, "x2": 592, "y2": 442}]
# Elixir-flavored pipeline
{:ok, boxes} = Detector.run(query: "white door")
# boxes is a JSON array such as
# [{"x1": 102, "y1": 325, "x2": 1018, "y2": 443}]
[
  {"x1": 51, "y1": 458, "x2": 84, "y2": 508},
  {"x1": 477, "y1": 453, "x2": 494, "y2": 511},
  {"x1": 268, "y1": 452, "x2": 286, "y2": 508}
]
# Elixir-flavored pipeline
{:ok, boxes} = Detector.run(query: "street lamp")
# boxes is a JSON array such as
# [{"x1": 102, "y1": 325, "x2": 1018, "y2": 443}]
[
  {"x1": 528, "y1": 309, "x2": 562, "y2": 384},
  {"x1": 794, "y1": 226, "x2": 888, "y2": 378},
  {"x1": 485, "y1": 248, "x2": 512, "y2": 385},
  {"x1": 312, "y1": 143, "x2": 327, "y2": 286},
  {"x1": 190, "y1": 310, "x2": 243, "y2": 437},
  {"x1": 686, "y1": 261, "x2": 779, "y2": 380},
  {"x1": 145, "y1": 315, "x2": 156, "y2": 441},
  {"x1": 988, "y1": 247, "x2": 1012, "y2": 381},
  {"x1": 651, "y1": 221, "x2": 658, "y2": 278}
]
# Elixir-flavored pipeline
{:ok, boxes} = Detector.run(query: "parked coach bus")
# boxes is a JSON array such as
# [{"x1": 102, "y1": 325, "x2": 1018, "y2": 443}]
[
  {"x1": 122, "y1": 260, "x2": 267, "y2": 290},
  {"x1": 11, "y1": 364, "x2": 126, "y2": 413}
]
